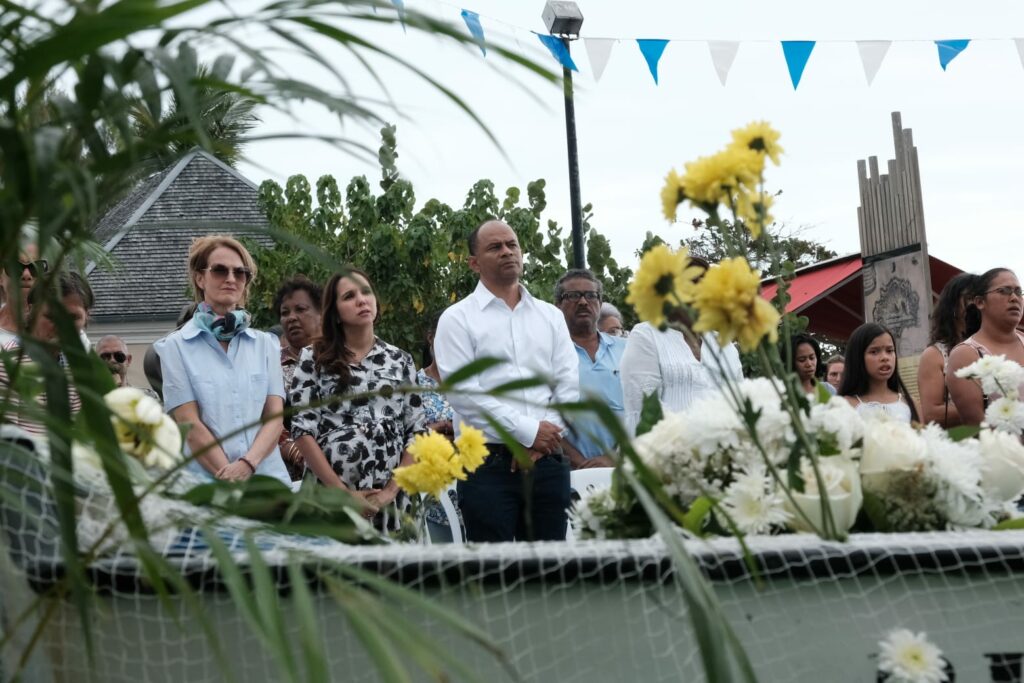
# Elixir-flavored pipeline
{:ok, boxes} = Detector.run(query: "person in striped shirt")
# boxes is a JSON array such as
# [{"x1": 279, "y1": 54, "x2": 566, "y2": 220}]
[{"x1": 0, "y1": 272, "x2": 92, "y2": 436}]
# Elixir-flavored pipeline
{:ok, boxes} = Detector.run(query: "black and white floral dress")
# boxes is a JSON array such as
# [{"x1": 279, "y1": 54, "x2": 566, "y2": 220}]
[{"x1": 289, "y1": 339, "x2": 426, "y2": 530}]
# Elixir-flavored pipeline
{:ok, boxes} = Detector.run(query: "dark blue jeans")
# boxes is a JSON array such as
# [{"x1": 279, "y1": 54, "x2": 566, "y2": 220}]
[{"x1": 457, "y1": 446, "x2": 571, "y2": 542}]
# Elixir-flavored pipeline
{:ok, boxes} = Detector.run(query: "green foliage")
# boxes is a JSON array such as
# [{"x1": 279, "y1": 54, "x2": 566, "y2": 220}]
[{"x1": 247, "y1": 126, "x2": 634, "y2": 363}]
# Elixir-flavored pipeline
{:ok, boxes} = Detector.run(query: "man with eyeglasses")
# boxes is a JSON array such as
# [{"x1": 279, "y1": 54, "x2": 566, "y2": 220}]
[
  {"x1": 555, "y1": 270, "x2": 625, "y2": 469},
  {"x1": 0, "y1": 244, "x2": 47, "y2": 346}
]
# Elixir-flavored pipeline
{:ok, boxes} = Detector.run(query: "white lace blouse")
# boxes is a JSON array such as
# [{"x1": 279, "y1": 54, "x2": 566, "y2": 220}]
[{"x1": 620, "y1": 322, "x2": 744, "y2": 435}]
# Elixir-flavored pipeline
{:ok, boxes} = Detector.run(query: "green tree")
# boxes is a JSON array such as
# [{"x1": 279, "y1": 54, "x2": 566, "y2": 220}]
[
  {"x1": 249, "y1": 125, "x2": 634, "y2": 361},
  {"x1": 638, "y1": 220, "x2": 837, "y2": 278}
]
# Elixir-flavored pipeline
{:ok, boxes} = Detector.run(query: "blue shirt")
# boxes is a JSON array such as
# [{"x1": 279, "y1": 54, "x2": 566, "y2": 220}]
[
  {"x1": 153, "y1": 319, "x2": 290, "y2": 484},
  {"x1": 568, "y1": 332, "x2": 627, "y2": 458}
]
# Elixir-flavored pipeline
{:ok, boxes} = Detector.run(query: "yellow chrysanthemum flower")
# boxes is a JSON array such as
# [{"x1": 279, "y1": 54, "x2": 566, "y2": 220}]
[
  {"x1": 729, "y1": 121, "x2": 784, "y2": 166},
  {"x1": 661, "y1": 168, "x2": 684, "y2": 221},
  {"x1": 680, "y1": 147, "x2": 763, "y2": 208},
  {"x1": 691, "y1": 257, "x2": 780, "y2": 352},
  {"x1": 627, "y1": 244, "x2": 702, "y2": 327},
  {"x1": 394, "y1": 431, "x2": 464, "y2": 498},
  {"x1": 454, "y1": 423, "x2": 488, "y2": 473},
  {"x1": 735, "y1": 191, "x2": 775, "y2": 239}
]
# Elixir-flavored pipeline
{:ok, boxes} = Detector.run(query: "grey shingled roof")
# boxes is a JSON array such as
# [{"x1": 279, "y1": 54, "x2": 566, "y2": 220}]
[{"x1": 88, "y1": 149, "x2": 273, "y2": 322}]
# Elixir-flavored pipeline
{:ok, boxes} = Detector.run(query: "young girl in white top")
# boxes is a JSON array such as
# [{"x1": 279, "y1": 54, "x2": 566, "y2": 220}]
[{"x1": 839, "y1": 322, "x2": 919, "y2": 424}]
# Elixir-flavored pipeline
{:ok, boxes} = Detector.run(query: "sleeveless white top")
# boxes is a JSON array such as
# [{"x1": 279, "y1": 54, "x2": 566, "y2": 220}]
[{"x1": 855, "y1": 396, "x2": 912, "y2": 423}]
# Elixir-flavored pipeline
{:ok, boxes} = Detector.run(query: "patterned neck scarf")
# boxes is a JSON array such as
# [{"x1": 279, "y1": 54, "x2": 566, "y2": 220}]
[{"x1": 193, "y1": 302, "x2": 251, "y2": 342}]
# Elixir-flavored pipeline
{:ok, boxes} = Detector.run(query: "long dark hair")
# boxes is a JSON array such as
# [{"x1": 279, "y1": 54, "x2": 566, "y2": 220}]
[
  {"x1": 789, "y1": 333, "x2": 825, "y2": 380},
  {"x1": 313, "y1": 267, "x2": 376, "y2": 383},
  {"x1": 929, "y1": 272, "x2": 976, "y2": 348},
  {"x1": 838, "y1": 322, "x2": 919, "y2": 422},
  {"x1": 964, "y1": 267, "x2": 1014, "y2": 334}
]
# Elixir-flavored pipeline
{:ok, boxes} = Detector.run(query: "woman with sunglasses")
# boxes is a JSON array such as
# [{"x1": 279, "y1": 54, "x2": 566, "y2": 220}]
[
  {"x1": 947, "y1": 268, "x2": 1024, "y2": 427},
  {"x1": 154, "y1": 236, "x2": 290, "y2": 485},
  {"x1": 0, "y1": 244, "x2": 47, "y2": 346},
  {"x1": 289, "y1": 268, "x2": 426, "y2": 529}
]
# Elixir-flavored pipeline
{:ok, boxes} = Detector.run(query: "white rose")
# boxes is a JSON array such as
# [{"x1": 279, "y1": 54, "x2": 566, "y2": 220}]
[
  {"x1": 134, "y1": 395, "x2": 165, "y2": 426},
  {"x1": 785, "y1": 456, "x2": 862, "y2": 534},
  {"x1": 860, "y1": 419, "x2": 926, "y2": 474},
  {"x1": 105, "y1": 386, "x2": 145, "y2": 422},
  {"x1": 978, "y1": 429, "x2": 1024, "y2": 502}
]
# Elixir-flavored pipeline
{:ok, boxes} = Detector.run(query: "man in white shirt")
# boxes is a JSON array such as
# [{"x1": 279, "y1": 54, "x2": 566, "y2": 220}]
[{"x1": 434, "y1": 220, "x2": 579, "y2": 542}]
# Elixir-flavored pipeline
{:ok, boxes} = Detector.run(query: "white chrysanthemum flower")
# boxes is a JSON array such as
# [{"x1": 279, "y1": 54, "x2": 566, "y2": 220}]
[
  {"x1": 877, "y1": 628, "x2": 948, "y2": 683},
  {"x1": 731, "y1": 378, "x2": 794, "y2": 449},
  {"x1": 808, "y1": 397, "x2": 865, "y2": 453},
  {"x1": 687, "y1": 396, "x2": 744, "y2": 457},
  {"x1": 922, "y1": 425, "x2": 988, "y2": 527},
  {"x1": 720, "y1": 470, "x2": 790, "y2": 535},
  {"x1": 569, "y1": 488, "x2": 615, "y2": 540},
  {"x1": 632, "y1": 411, "x2": 692, "y2": 472},
  {"x1": 983, "y1": 397, "x2": 1024, "y2": 435},
  {"x1": 957, "y1": 354, "x2": 1024, "y2": 400}
]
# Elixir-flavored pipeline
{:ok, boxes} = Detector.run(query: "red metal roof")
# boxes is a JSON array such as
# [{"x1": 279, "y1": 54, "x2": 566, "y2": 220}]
[
  {"x1": 761, "y1": 255, "x2": 863, "y2": 312},
  {"x1": 759, "y1": 253, "x2": 964, "y2": 342}
]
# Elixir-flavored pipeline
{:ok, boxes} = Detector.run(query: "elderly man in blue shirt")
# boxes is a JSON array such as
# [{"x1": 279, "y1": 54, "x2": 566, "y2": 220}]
[{"x1": 555, "y1": 269, "x2": 626, "y2": 469}]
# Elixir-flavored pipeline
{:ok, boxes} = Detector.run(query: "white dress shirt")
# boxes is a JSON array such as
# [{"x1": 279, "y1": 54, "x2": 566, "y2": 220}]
[
  {"x1": 434, "y1": 280, "x2": 579, "y2": 447},
  {"x1": 620, "y1": 322, "x2": 743, "y2": 435}
]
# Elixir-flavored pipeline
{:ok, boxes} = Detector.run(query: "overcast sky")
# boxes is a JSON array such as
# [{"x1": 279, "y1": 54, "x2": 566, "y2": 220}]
[{"x1": 239, "y1": 0, "x2": 1024, "y2": 276}]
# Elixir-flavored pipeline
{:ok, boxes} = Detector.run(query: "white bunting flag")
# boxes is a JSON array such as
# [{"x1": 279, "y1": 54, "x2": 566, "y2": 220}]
[
  {"x1": 707, "y1": 41, "x2": 740, "y2": 86},
  {"x1": 856, "y1": 40, "x2": 891, "y2": 85},
  {"x1": 584, "y1": 38, "x2": 615, "y2": 82},
  {"x1": 1016, "y1": 38, "x2": 1024, "y2": 70}
]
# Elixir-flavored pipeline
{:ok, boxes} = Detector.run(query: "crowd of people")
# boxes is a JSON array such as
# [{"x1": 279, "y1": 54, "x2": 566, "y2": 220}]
[{"x1": 1, "y1": 224, "x2": 1022, "y2": 543}]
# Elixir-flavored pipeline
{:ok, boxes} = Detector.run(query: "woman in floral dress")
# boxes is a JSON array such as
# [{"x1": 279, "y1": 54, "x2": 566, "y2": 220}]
[{"x1": 289, "y1": 268, "x2": 426, "y2": 530}]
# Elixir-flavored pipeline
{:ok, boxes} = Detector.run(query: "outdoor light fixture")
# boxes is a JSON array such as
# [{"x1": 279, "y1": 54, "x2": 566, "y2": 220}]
[
  {"x1": 541, "y1": 0, "x2": 586, "y2": 268},
  {"x1": 542, "y1": 1, "x2": 584, "y2": 38}
]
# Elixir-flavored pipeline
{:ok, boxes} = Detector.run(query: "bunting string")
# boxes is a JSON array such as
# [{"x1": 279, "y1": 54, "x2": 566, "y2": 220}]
[{"x1": 391, "y1": 0, "x2": 1023, "y2": 89}]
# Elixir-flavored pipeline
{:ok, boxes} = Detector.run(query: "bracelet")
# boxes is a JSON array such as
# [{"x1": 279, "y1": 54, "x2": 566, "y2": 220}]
[{"x1": 239, "y1": 456, "x2": 256, "y2": 474}]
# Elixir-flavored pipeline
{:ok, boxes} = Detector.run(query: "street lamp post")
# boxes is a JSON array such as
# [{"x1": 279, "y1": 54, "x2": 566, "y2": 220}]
[{"x1": 542, "y1": 1, "x2": 585, "y2": 270}]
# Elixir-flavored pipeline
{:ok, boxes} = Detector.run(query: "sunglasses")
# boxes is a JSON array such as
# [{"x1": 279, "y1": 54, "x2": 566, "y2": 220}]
[
  {"x1": 5, "y1": 259, "x2": 48, "y2": 277},
  {"x1": 202, "y1": 264, "x2": 252, "y2": 282},
  {"x1": 100, "y1": 351, "x2": 127, "y2": 363}
]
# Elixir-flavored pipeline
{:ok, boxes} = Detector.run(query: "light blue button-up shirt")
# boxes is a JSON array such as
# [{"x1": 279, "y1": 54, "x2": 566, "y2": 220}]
[
  {"x1": 153, "y1": 319, "x2": 290, "y2": 484},
  {"x1": 568, "y1": 332, "x2": 627, "y2": 459}
]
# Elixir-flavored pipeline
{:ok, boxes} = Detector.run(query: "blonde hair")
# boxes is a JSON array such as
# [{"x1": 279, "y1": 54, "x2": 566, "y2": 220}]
[{"x1": 187, "y1": 235, "x2": 257, "y2": 304}]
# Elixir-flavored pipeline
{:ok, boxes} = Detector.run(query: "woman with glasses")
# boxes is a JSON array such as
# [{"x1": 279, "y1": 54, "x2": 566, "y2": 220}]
[
  {"x1": 154, "y1": 236, "x2": 290, "y2": 485},
  {"x1": 0, "y1": 244, "x2": 47, "y2": 346},
  {"x1": 947, "y1": 268, "x2": 1024, "y2": 427},
  {"x1": 289, "y1": 268, "x2": 426, "y2": 530}
]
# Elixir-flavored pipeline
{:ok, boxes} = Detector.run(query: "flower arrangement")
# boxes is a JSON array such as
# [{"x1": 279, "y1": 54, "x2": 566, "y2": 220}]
[
  {"x1": 586, "y1": 122, "x2": 1024, "y2": 543},
  {"x1": 578, "y1": 381, "x2": 1024, "y2": 539}
]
